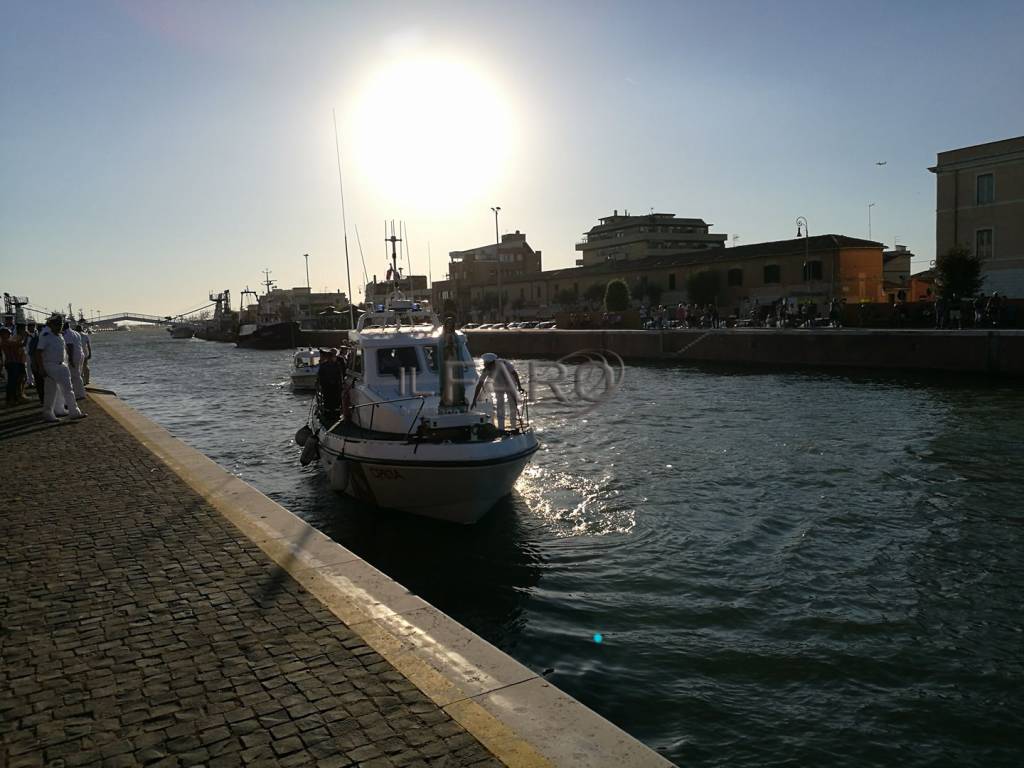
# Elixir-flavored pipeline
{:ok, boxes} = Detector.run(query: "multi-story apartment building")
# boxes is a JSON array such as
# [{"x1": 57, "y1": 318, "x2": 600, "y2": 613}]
[
  {"x1": 574, "y1": 211, "x2": 727, "y2": 267},
  {"x1": 432, "y1": 231, "x2": 542, "y2": 316},
  {"x1": 930, "y1": 135, "x2": 1024, "y2": 296}
]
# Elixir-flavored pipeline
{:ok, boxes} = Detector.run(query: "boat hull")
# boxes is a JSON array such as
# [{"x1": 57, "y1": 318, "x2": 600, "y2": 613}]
[
  {"x1": 317, "y1": 431, "x2": 538, "y2": 523},
  {"x1": 236, "y1": 321, "x2": 300, "y2": 349},
  {"x1": 291, "y1": 372, "x2": 318, "y2": 391}
]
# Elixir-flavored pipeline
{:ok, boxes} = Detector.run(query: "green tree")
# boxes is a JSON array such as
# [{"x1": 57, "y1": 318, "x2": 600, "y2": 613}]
[
  {"x1": 686, "y1": 270, "x2": 721, "y2": 306},
  {"x1": 935, "y1": 245, "x2": 985, "y2": 300},
  {"x1": 604, "y1": 279, "x2": 630, "y2": 311}
]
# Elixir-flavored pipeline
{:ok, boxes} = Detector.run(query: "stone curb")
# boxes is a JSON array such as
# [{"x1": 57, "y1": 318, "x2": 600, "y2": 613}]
[{"x1": 87, "y1": 390, "x2": 674, "y2": 768}]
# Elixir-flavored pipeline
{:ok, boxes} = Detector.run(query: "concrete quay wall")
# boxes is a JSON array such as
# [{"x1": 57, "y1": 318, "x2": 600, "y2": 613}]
[{"x1": 466, "y1": 329, "x2": 1024, "y2": 376}]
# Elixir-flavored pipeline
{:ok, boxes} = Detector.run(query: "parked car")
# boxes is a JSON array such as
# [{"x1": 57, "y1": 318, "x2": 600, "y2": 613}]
[
  {"x1": 519, "y1": 320, "x2": 539, "y2": 328},
  {"x1": 462, "y1": 322, "x2": 480, "y2": 329},
  {"x1": 536, "y1": 320, "x2": 556, "y2": 329}
]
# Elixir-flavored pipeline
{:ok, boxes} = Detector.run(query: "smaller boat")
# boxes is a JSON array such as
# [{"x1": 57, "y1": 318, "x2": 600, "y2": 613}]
[
  {"x1": 290, "y1": 348, "x2": 320, "y2": 391},
  {"x1": 168, "y1": 324, "x2": 195, "y2": 339}
]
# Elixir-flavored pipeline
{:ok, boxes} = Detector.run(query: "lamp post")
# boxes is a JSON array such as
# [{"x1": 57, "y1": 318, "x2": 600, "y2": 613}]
[
  {"x1": 491, "y1": 206, "x2": 502, "y2": 321},
  {"x1": 796, "y1": 216, "x2": 810, "y2": 302},
  {"x1": 868, "y1": 203, "x2": 875, "y2": 241}
]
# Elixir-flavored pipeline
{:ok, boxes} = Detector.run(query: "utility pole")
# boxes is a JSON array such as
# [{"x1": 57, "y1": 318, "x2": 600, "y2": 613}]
[{"x1": 491, "y1": 206, "x2": 502, "y2": 321}]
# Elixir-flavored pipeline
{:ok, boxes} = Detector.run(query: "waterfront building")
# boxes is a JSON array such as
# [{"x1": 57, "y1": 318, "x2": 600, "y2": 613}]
[
  {"x1": 365, "y1": 274, "x2": 430, "y2": 306},
  {"x1": 574, "y1": 211, "x2": 727, "y2": 267},
  {"x1": 929, "y1": 135, "x2": 1024, "y2": 297},
  {"x1": 883, "y1": 245, "x2": 914, "y2": 302},
  {"x1": 431, "y1": 231, "x2": 543, "y2": 318},
  {"x1": 256, "y1": 287, "x2": 351, "y2": 325},
  {"x1": 498, "y1": 235, "x2": 885, "y2": 319}
]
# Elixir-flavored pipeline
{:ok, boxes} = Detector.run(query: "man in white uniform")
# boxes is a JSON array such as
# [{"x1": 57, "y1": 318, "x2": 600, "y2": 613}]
[
  {"x1": 471, "y1": 352, "x2": 524, "y2": 431},
  {"x1": 34, "y1": 316, "x2": 85, "y2": 423},
  {"x1": 62, "y1": 322, "x2": 87, "y2": 399},
  {"x1": 75, "y1": 324, "x2": 92, "y2": 385}
]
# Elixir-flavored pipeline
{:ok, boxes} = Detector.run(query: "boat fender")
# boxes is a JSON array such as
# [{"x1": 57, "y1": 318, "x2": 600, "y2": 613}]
[
  {"x1": 295, "y1": 424, "x2": 313, "y2": 447},
  {"x1": 299, "y1": 435, "x2": 320, "y2": 466},
  {"x1": 328, "y1": 457, "x2": 348, "y2": 491}
]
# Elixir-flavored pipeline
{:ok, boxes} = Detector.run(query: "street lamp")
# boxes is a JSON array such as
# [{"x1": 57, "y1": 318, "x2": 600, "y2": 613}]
[
  {"x1": 491, "y1": 206, "x2": 502, "y2": 321},
  {"x1": 796, "y1": 215, "x2": 810, "y2": 284}
]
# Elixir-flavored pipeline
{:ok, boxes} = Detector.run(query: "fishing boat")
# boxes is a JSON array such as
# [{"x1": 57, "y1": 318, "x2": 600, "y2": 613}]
[
  {"x1": 295, "y1": 233, "x2": 538, "y2": 523},
  {"x1": 167, "y1": 324, "x2": 195, "y2": 339},
  {"x1": 290, "y1": 348, "x2": 320, "y2": 391}
]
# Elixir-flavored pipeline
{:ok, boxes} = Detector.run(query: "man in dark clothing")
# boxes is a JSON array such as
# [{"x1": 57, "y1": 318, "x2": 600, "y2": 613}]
[{"x1": 317, "y1": 348, "x2": 345, "y2": 425}]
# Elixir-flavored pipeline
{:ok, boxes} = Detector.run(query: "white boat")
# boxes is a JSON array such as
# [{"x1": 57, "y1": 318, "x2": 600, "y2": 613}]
[
  {"x1": 296, "y1": 236, "x2": 538, "y2": 524},
  {"x1": 290, "y1": 348, "x2": 320, "y2": 391}
]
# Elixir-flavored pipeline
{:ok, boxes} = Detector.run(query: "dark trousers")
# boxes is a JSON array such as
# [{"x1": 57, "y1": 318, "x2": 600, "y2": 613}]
[
  {"x1": 33, "y1": 367, "x2": 45, "y2": 404},
  {"x1": 5, "y1": 362, "x2": 25, "y2": 403}
]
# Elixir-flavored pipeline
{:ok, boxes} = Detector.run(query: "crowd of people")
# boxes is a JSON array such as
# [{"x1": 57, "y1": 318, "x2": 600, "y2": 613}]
[{"x1": 0, "y1": 314, "x2": 91, "y2": 422}]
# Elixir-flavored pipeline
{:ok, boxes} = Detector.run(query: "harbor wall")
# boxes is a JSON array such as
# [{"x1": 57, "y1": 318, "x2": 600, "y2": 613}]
[{"x1": 465, "y1": 328, "x2": 1024, "y2": 376}]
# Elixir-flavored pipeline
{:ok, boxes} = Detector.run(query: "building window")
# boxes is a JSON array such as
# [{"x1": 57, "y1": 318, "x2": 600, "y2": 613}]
[
  {"x1": 976, "y1": 229, "x2": 993, "y2": 260},
  {"x1": 977, "y1": 174, "x2": 994, "y2": 205},
  {"x1": 668, "y1": 273, "x2": 676, "y2": 290},
  {"x1": 763, "y1": 265, "x2": 781, "y2": 284},
  {"x1": 728, "y1": 268, "x2": 743, "y2": 286},
  {"x1": 802, "y1": 260, "x2": 823, "y2": 280}
]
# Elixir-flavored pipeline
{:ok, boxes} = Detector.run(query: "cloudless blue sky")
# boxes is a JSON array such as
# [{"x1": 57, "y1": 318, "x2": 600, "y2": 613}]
[{"x1": 3, "y1": 0, "x2": 1023, "y2": 316}]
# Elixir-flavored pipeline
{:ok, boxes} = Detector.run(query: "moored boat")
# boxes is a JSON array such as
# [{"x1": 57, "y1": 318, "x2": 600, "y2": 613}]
[
  {"x1": 296, "y1": 235, "x2": 538, "y2": 523},
  {"x1": 290, "y1": 348, "x2": 320, "y2": 391}
]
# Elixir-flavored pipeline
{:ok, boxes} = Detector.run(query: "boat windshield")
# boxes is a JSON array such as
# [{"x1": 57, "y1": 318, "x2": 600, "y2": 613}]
[{"x1": 377, "y1": 347, "x2": 420, "y2": 377}]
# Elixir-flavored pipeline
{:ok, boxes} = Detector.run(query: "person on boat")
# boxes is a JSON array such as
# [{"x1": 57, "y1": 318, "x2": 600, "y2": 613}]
[
  {"x1": 471, "y1": 353, "x2": 524, "y2": 431},
  {"x1": 317, "y1": 348, "x2": 345, "y2": 425}
]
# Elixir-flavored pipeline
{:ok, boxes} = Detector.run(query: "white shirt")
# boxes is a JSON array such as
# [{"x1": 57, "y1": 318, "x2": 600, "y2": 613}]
[
  {"x1": 37, "y1": 327, "x2": 67, "y2": 366},
  {"x1": 62, "y1": 328, "x2": 84, "y2": 365}
]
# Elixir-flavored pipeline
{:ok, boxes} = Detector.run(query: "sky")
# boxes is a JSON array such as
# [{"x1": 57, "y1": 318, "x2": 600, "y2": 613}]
[{"x1": 3, "y1": 0, "x2": 1023, "y2": 319}]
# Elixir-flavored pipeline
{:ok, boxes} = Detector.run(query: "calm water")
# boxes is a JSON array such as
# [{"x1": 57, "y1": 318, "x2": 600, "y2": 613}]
[{"x1": 92, "y1": 328, "x2": 1024, "y2": 767}]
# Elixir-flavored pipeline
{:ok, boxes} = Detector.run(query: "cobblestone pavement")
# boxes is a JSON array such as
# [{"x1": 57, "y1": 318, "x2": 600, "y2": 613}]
[{"x1": 0, "y1": 398, "x2": 503, "y2": 768}]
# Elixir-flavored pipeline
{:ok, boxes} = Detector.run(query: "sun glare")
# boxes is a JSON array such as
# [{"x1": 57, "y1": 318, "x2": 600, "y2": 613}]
[{"x1": 348, "y1": 54, "x2": 516, "y2": 213}]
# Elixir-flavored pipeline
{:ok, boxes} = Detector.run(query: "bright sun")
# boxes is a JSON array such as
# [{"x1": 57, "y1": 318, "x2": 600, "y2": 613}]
[{"x1": 348, "y1": 54, "x2": 517, "y2": 214}]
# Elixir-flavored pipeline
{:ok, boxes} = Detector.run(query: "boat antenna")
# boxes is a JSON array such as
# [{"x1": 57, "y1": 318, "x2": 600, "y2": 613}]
[
  {"x1": 261, "y1": 269, "x2": 275, "y2": 295},
  {"x1": 402, "y1": 220, "x2": 413, "y2": 279},
  {"x1": 332, "y1": 108, "x2": 355, "y2": 329},
  {"x1": 385, "y1": 221, "x2": 402, "y2": 298},
  {"x1": 354, "y1": 224, "x2": 369, "y2": 293}
]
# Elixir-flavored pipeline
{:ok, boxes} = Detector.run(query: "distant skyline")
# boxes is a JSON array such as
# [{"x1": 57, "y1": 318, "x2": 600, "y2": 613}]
[{"x1": 3, "y1": 0, "x2": 1023, "y2": 317}]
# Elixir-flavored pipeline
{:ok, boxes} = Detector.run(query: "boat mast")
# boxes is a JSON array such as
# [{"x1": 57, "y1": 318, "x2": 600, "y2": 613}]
[
  {"x1": 385, "y1": 221, "x2": 402, "y2": 298},
  {"x1": 332, "y1": 109, "x2": 355, "y2": 329}
]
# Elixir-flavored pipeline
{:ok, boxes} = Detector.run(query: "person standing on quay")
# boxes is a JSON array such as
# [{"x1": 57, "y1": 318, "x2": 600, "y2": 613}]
[
  {"x1": 27, "y1": 323, "x2": 44, "y2": 404},
  {"x1": 0, "y1": 326, "x2": 28, "y2": 404},
  {"x1": 76, "y1": 324, "x2": 92, "y2": 384},
  {"x1": 34, "y1": 315, "x2": 85, "y2": 423},
  {"x1": 62, "y1": 321, "x2": 87, "y2": 400}
]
